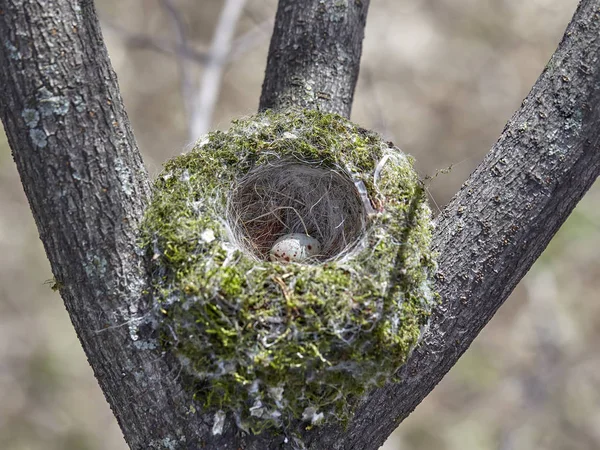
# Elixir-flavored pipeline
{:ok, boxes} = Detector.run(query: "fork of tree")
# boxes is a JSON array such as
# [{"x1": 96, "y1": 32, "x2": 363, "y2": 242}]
[{"x1": 0, "y1": 1, "x2": 598, "y2": 449}]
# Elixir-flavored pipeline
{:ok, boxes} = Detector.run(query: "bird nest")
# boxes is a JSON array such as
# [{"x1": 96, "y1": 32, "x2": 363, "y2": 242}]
[{"x1": 140, "y1": 109, "x2": 437, "y2": 434}]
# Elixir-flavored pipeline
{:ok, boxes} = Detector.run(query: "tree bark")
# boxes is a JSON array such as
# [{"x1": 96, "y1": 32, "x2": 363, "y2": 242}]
[
  {"x1": 259, "y1": 0, "x2": 370, "y2": 118},
  {"x1": 0, "y1": 0, "x2": 598, "y2": 450},
  {"x1": 0, "y1": 1, "x2": 210, "y2": 449}
]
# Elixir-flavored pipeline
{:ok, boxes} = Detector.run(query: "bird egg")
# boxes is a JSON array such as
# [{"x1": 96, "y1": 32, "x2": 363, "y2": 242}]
[{"x1": 270, "y1": 233, "x2": 321, "y2": 263}]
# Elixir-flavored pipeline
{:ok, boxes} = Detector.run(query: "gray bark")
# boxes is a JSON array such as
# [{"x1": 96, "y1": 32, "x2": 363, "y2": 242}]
[
  {"x1": 259, "y1": 0, "x2": 370, "y2": 118},
  {"x1": 0, "y1": 1, "x2": 211, "y2": 449},
  {"x1": 0, "y1": 0, "x2": 598, "y2": 450}
]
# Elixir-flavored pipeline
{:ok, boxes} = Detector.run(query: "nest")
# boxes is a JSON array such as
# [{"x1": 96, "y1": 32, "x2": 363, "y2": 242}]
[
  {"x1": 141, "y1": 109, "x2": 437, "y2": 434},
  {"x1": 227, "y1": 160, "x2": 366, "y2": 261}
]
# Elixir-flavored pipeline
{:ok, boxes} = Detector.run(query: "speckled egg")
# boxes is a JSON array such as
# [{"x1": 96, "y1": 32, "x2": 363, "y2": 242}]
[{"x1": 270, "y1": 233, "x2": 322, "y2": 263}]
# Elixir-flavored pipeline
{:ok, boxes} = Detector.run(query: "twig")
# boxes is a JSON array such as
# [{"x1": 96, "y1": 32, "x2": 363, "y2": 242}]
[
  {"x1": 100, "y1": 18, "x2": 208, "y2": 64},
  {"x1": 102, "y1": 6, "x2": 269, "y2": 141},
  {"x1": 190, "y1": 0, "x2": 248, "y2": 139},
  {"x1": 100, "y1": 16, "x2": 269, "y2": 67},
  {"x1": 229, "y1": 18, "x2": 273, "y2": 61},
  {"x1": 159, "y1": 0, "x2": 197, "y2": 133}
]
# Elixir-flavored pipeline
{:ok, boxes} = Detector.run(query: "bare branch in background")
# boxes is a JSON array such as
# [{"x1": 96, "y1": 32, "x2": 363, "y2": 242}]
[
  {"x1": 229, "y1": 17, "x2": 272, "y2": 60},
  {"x1": 190, "y1": 0, "x2": 248, "y2": 139},
  {"x1": 100, "y1": 18, "x2": 208, "y2": 64},
  {"x1": 101, "y1": 15, "x2": 271, "y2": 68},
  {"x1": 159, "y1": 0, "x2": 197, "y2": 133},
  {"x1": 102, "y1": 1, "x2": 267, "y2": 141}
]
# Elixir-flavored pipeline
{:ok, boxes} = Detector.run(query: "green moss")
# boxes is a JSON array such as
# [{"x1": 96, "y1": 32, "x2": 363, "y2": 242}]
[
  {"x1": 44, "y1": 278, "x2": 64, "y2": 292},
  {"x1": 140, "y1": 109, "x2": 436, "y2": 433}
]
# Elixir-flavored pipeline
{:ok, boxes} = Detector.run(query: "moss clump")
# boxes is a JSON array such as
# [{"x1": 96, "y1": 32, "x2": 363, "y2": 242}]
[{"x1": 141, "y1": 109, "x2": 436, "y2": 433}]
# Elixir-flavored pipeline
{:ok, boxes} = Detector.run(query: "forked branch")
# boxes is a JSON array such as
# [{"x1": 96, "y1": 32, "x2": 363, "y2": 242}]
[{"x1": 0, "y1": 0, "x2": 598, "y2": 449}]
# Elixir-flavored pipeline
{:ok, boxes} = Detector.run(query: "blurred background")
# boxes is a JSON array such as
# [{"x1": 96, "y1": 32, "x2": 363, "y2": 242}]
[{"x1": 1, "y1": 0, "x2": 598, "y2": 449}]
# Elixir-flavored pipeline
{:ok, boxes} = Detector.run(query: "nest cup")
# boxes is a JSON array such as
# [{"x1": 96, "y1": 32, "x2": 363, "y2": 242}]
[
  {"x1": 141, "y1": 109, "x2": 437, "y2": 433},
  {"x1": 227, "y1": 159, "x2": 366, "y2": 261}
]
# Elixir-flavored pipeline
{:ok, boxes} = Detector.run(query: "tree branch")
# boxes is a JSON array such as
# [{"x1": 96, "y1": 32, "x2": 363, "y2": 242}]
[
  {"x1": 259, "y1": 0, "x2": 371, "y2": 117},
  {"x1": 190, "y1": 0, "x2": 248, "y2": 138},
  {"x1": 0, "y1": 1, "x2": 210, "y2": 448},
  {"x1": 100, "y1": 16, "x2": 272, "y2": 69},
  {"x1": 159, "y1": 0, "x2": 197, "y2": 138},
  {"x1": 100, "y1": 18, "x2": 209, "y2": 64}
]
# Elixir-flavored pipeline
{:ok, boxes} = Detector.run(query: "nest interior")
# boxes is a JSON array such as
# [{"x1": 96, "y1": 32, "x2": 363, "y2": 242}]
[
  {"x1": 140, "y1": 109, "x2": 437, "y2": 433},
  {"x1": 228, "y1": 160, "x2": 366, "y2": 261}
]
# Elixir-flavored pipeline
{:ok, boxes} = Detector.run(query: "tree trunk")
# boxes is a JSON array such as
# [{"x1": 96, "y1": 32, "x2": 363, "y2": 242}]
[
  {"x1": 259, "y1": 0, "x2": 370, "y2": 118},
  {"x1": 0, "y1": 0, "x2": 598, "y2": 449}
]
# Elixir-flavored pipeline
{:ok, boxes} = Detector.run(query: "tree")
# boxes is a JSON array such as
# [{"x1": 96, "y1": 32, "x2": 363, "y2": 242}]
[{"x1": 0, "y1": 0, "x2": 598, "y2": 448}]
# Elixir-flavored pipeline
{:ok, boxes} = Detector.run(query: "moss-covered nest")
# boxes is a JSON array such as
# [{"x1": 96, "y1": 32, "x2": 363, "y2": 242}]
[{"x1": 141, "y1": 109, "x2": 436, "y2": 433}]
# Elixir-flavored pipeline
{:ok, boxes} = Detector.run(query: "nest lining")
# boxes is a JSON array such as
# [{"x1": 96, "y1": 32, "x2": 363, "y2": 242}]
[{"x1": 227, "y1": 159, "x2": 366, "y2": 262}]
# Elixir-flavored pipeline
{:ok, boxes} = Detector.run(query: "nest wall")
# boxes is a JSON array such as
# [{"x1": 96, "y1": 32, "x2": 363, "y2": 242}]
[{"x1": 140, "y1": 109, "x2": 437, "y2": 433}]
